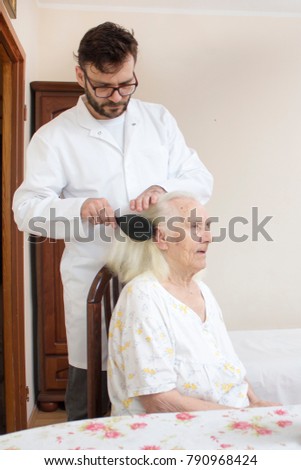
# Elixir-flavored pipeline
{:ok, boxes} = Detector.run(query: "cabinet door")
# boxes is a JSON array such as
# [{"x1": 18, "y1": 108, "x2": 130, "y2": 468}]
[{"x1": 30, "y1": 82, "x2": 83, "y2": 410}]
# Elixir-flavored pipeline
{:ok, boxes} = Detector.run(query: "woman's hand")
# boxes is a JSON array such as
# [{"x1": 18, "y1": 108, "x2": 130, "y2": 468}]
[
  {"x1": 248, "y1": 399, "x2": 282, "y2": 408},
  {"x1": 247, "y1": 380, "x2": 282, "y2": 408}
]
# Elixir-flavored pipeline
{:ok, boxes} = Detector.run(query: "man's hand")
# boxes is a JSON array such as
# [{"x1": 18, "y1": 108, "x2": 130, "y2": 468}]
[
  {"x1": 130, "y1": 185, "x2": 166, "y2": 212},
  {"x1": 81, "y1": 198, "x2": 116, "y2": 226}
]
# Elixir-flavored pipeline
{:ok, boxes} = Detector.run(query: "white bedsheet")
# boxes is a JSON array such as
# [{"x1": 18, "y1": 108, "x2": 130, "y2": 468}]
[{"x1": 229, "y1": 328, "x2": 301, "y2": 405}]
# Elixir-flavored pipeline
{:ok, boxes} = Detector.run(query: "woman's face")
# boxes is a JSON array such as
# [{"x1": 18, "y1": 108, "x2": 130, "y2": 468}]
[{"x1": 162, "y1": 198, "x2": 212, "y2": 274}]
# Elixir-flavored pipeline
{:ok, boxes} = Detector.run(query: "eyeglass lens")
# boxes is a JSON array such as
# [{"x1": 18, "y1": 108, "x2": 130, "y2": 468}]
[{"x1": 95, "y1": 84, "x2": 137, "y2": 98}]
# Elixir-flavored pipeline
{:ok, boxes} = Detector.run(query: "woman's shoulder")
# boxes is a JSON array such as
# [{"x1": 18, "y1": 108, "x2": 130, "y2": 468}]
[
  {"x1": 120, "y1": 271, "x2": 161, "y2": 298},
  {"x1": 114, "y1": 272, "x2": 168, "y2": 321}
]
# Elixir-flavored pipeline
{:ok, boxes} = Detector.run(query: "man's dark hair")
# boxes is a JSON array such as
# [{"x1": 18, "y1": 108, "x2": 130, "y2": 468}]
[{"x1": 75, "y1": 22, "x2": 138, "y2": 73}]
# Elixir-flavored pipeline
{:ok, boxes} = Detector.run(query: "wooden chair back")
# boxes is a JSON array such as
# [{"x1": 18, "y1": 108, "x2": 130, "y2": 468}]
[{"x1": 87, "y1": 266, "x2": 121, "y2": 418}]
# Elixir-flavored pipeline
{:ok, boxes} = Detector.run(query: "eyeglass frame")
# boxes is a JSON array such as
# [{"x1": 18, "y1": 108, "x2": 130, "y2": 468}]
[{"x1": 82, "y1": 68, "x2": 138, "y2": 98}]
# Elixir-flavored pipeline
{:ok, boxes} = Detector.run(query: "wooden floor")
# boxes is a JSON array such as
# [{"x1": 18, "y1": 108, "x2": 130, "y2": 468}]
[{"x1": 28, "y1": 405, "x2": 67, "y2": 429}]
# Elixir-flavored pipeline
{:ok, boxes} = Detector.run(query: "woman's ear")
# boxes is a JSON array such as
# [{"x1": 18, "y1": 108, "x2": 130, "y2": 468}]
[
  {"x1": 75, "y1": 66, "x2": 85, "y2": 89},
  {"x1": 155, "y1": 227, "x2": 168, "y2": 251}
]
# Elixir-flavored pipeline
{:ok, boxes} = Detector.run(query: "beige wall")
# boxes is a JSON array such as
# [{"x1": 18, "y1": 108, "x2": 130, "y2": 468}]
[{"x1": 9, "y1": 0, "x2": 301, "y2": 414}]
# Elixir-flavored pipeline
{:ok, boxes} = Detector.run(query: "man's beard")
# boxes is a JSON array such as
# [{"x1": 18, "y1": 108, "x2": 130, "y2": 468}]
[{"x1": 85, "y1": 87, "x2": 130, "y2": 119}]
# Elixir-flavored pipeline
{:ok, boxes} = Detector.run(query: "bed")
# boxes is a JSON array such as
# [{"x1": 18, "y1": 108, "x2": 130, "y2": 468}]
[{"x1": 229, "y1": 328, "x2": 301, "y2": 405}]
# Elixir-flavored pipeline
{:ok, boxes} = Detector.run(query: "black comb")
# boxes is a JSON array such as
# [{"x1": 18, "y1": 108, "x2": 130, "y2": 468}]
[{"x1": 115, "y1": 214, "x2": 153, "y2": 241}]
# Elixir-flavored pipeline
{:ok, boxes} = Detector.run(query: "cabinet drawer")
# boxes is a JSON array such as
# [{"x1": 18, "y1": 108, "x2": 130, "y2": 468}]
[{"x1": 44, "y1": 356, "x2": 69, "y2": 390}]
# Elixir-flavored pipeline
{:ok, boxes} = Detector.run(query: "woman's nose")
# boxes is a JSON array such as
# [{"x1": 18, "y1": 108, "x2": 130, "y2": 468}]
[{"x1": 203, "y1": 229, "x2": 212, "y2": 243}]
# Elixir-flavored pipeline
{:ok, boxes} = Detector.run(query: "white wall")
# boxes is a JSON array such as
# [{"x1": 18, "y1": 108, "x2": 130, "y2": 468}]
[
  {"x1": 8, "y1": 0, "x2": 301, "y2": 416},
  {"x1": 34, "y1": 6, "x2": 301, "y2": 330}
]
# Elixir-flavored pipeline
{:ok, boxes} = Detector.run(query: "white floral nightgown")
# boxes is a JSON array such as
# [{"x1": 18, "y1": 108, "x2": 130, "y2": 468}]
[{"x1": 108, "y1": 272, "x2": 249, "y2": 416}]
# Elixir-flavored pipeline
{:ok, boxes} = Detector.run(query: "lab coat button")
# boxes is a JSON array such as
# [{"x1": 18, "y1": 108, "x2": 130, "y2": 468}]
[{"x1": 98, "y1": 130, "x2": 102, "y2": 135}]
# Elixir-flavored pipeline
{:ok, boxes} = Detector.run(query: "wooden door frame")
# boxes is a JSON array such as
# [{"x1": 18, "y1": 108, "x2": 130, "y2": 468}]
[{"x1": 0, "y1": 4, "x2": 26, "y2": 431}]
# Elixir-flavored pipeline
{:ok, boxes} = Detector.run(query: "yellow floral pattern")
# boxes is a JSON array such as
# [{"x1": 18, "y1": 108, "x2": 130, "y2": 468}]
[{"x1": 108, "y1": 272, "x2": 249, "y2": 416}]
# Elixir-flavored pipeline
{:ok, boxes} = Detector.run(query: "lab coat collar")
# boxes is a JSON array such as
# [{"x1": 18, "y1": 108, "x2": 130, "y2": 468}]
[
  {"x1": 76, "y1": 95, "x2": 139, "y2": 129},
  {"x1": 75, "y1": 95, "x2": 139, "y2": 148}
]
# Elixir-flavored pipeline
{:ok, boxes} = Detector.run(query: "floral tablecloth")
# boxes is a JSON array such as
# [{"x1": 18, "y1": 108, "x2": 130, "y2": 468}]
[{"x1": 0, "y1": 405, "x2": 301, "y2": 450}]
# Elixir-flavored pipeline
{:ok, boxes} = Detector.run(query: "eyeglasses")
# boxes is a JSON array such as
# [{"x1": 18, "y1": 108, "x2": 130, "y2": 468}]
[{"x1": 83, "y1": 69, "x2": 138, "y2": 98}]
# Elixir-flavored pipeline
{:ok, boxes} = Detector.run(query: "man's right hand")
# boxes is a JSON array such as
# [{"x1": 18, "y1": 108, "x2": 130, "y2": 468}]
[{"x1": 81, "y1": 198, "x2": 116, "y2": 226}]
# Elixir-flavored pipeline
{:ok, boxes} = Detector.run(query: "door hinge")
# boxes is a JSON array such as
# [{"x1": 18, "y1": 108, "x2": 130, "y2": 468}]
[{"x1": 25, "y1": 385, "x2": 30, "y2": 402}]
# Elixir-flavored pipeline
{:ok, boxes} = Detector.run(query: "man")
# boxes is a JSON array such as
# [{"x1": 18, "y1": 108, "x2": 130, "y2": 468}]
[{"x1": 13, "y1": 22, "x2": 213, "y2": 421}]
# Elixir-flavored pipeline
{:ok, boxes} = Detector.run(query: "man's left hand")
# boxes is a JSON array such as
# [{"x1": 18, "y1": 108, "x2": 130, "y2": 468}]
[{"x1": 130, "y1": 185, "x2": 166, "y2": 212}]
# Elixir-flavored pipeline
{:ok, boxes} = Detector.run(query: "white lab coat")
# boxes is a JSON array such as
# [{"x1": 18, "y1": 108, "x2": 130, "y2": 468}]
[{"x1": 13, "y1": 96, "x2": 213, "y2": 369}]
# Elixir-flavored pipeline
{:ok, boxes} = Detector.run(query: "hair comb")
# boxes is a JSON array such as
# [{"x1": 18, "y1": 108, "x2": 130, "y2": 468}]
[{"x1": 115, "y1": 214, "x2": 153, "y2": 241}]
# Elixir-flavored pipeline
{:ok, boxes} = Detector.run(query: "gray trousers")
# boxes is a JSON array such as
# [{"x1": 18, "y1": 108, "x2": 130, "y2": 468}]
[
  {"x1": 65, "y1": 365, "x2": 88, "y2": 421},
  {"x1": 65, "y1": 365, "x2": 109, "y2": 421}
]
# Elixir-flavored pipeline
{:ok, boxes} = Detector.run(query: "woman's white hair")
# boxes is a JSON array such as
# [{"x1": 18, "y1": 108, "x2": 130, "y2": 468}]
[{"x1": 107, "y1": 190, "x2": 200, "y2": 283}]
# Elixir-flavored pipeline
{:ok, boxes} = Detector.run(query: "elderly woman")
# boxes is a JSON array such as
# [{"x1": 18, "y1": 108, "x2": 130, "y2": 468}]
[{"x1": 107, "y1": 191, "x2": 277, "y2": 416}]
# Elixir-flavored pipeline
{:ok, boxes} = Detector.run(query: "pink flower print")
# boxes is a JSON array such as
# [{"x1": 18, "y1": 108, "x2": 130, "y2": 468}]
[
  {"x1": 253, "y1": 425, "x2": 272, "y2": 436},
  {"x1": 104, "y1": 430, "x2": 121, "y2": 439},
  {"x1": 84, "y1": 422, "x2": 106, "y2": 432},
  {"x1": 274, "y1": 409, "x2": 287, "y2": 416},
  {"x1": 230, "y1": 421, "x2": 252, "y2": 431},
  {"x1": 220, "y1": 444, "x2": 233, "y2": 449},
  {"x1": 56, "y1": 436, "x2": 63, "y2": 444},
  {"x1": 276, "y1": 420, "x2": 293, "y2": 428},
  {"x1": 130, "y1": 422, "x2": 148, "y2": 430},
  {"x1": 176, "y1": 412, "x2": 196, "y2": 421},
  {"x1": 141, "y1": 445, "x2": 161, "y2": 450}
]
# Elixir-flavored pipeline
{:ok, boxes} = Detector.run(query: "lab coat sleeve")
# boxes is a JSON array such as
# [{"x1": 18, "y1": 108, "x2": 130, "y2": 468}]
[
  {"x1": 158, "y1": 108, "x2": 213, "y2": 204},
  {"x1": 12, "y1": 133, "x2": 88, "y2": 240}
]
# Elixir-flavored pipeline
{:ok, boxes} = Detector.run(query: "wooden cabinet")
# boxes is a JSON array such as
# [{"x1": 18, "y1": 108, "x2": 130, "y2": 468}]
[{"x1": 30, "y1": 82, "x2": 83, "y2": 411}]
